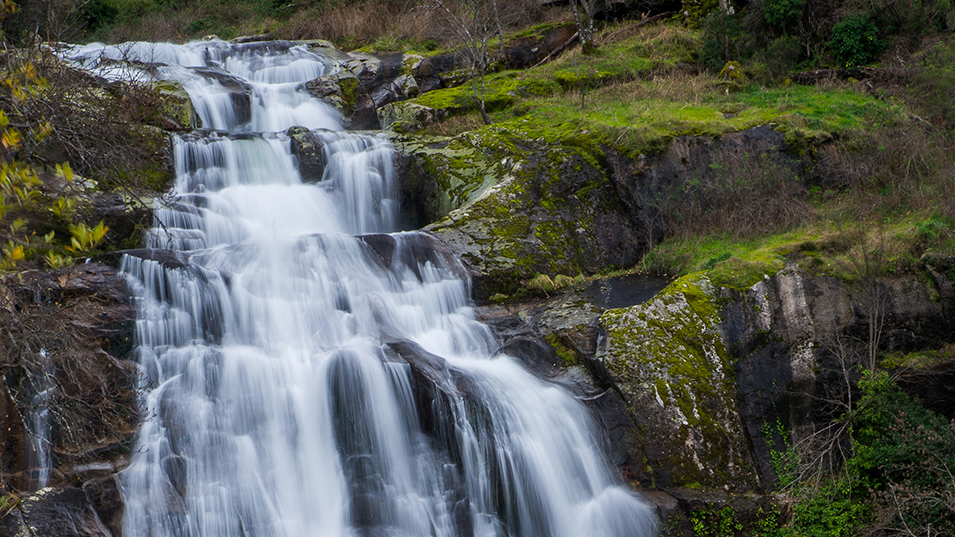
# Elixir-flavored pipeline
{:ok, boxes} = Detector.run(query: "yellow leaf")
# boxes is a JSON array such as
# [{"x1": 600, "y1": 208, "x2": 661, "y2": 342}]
[{"x1": 2, "y1": 129, "x2": 21, "y2": 149}]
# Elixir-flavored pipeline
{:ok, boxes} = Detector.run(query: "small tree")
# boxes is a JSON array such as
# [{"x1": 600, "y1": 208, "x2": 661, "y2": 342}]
[
  {"x1": 570, "y1": 0, "x2": 598, "y2": 53},
  {"x1": 429, "y1": 0, "x2": 502, "y2": 124}
]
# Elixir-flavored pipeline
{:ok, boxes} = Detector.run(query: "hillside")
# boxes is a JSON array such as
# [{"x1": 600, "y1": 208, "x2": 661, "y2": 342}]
[{"x1": 1, "y1": 0, "x2": 954, "y2": 536}]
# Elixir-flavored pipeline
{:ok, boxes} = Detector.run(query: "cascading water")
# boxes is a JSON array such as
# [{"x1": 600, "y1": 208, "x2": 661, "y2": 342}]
[{"x1": 65, "y1": 39, "x2": 657, "y2": 537}]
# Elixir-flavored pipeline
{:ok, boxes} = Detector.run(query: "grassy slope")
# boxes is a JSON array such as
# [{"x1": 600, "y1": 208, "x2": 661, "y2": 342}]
[{"x1": 402, "y1": 21, "x2": 955, "y2": 290}]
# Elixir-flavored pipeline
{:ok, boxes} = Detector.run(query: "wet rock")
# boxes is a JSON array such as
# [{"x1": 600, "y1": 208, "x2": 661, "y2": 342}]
[
  {"x1": 304, "y1": 70, "x2": 361, "y2": 116},
  {"x1": 493, "y1": 336, "x2": 563, "y2": 379},
  {"x1": 100, "y1": 248, "x2": 192, "y2": 270},
  {"x1": 83, "y1": 475, "x2": 124, "y2": 537},
  {"x1": 1, "y1": 487, "x2": 112, "y2": 537},
  {"x1": 358, "y1": 232, "x2": 475, "y2": 284},
  {"x1": 1, "y1": 264, "x2": 138, "y2": 495},
  {"x1": 286, "y1": 126, "x2": 331, "y2": 183},
  {"x1": 192, "y1": 67, "x2": 253, "y2": 125},
  {"x1": 154, "y1": 79, "x2": 200, "y2": 129}
]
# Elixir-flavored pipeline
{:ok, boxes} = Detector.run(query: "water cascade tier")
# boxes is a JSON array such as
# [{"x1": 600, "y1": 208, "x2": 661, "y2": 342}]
[{"x1": 65, "y1": 39, "x2": 657, "y2": 537}]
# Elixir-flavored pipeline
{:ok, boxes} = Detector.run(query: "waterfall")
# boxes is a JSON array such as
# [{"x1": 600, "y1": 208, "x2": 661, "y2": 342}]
[
  {"x1": 65, "y1": 39, "x2": 656, "y2": 537},
  {"x1": 25, "y1": 348, "x2": 53, "y2": 491}
]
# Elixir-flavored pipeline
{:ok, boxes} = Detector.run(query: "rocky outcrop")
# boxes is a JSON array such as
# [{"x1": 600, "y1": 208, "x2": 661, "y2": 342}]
[
  {"x1": 606, "y1": 125, "x2": 809, "y2": 246},
  {"x1": 0, "y1": 264, "x2": 138, "y2": 534},
  {"x1": 390, "y1": 131, "x2": 645, "y2": 299},
  {"x1": 153, "y1": 80, "x2": 200, "y2": 130},
  {"x1": 723, "y1": 261, "x2": 955, "y2": 487},
  {"x1": 599, "y1": 274, "x2": 760, "y2": 491},
  {"x1": 1, "y1": 487, "x2": 113, "y2": 537}
]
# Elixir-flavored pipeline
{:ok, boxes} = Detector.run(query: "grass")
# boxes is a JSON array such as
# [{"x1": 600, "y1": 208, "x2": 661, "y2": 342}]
[
  {"x1": 401, "y1": 19, "x2": 955, "y2": 290},
  {"x1": 406, "y1": 20, "x2": 906, "y2": 157},
  {"x1": 638, "y1": 206, "x2": 955, "y2": 289}
]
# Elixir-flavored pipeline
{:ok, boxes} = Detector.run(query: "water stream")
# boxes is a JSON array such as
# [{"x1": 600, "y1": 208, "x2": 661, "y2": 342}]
[{"x1": 65, "y1": 39, "x2": 656, "y2": 537}]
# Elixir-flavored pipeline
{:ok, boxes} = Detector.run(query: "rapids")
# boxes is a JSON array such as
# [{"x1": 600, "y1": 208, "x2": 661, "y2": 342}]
[{"x1": 64, "y1": 39, "x2": 657, "y2": 537}]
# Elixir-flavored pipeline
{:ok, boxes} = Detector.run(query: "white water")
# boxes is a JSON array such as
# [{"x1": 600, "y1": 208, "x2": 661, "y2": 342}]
[
  {"x1": 67, "y1": 39, "x2": 656, "y2": 537},
  {"x1": 25, "y1": 348, "x2": 52, "y2": 491}
]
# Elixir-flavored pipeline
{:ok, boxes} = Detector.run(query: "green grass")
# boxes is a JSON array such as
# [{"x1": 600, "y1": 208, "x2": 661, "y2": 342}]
[
  {"x1": 638, "y1": 206, "x2": 955, "y2": 288},
  {"x1": 407, "y1": 21, "x2": 905, "y2": 156}
]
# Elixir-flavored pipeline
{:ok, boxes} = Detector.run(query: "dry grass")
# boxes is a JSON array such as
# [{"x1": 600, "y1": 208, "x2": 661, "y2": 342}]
[{"x1": 281, "y1": 0, "x2": 551, "y2": 51}]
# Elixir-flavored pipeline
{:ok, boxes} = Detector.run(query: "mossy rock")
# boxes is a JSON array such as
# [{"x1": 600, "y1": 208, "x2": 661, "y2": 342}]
[
  {"x1": 304, "y1": 70, "x2": 360, "y2": 116},
  {"x1": 154, "y1": 80, "x2": 199, "y2": 129},
  {"x1": 598, "y1": 273, "x2": 759, "y2": 491},
  {"x1": 422, "y1": 130, "x2": 643, "y2": 298},
  {"x1": 379, "y1": 102, "x2": 446, "y2": 132}
]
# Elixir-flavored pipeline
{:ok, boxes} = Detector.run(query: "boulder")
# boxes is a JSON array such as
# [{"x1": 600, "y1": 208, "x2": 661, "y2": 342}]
[
  {"x1": 597, "y1": 273, "x2": 760, "y2": 491},
  {"x1": 377, "y1": 101, "x2": 447, "y2": 132},
  {"x1": 416, "y1": 134, "x2": 643, "y2": 299},
  {"x1": 286, "y1": 126, "x2": 331, "y2": 183},
  {"x1": 154, "y1": 80, "x2": 199, "y2": 129},
  {"x1": 304, "y1": 70, "x2": 361, "y2": 116}
]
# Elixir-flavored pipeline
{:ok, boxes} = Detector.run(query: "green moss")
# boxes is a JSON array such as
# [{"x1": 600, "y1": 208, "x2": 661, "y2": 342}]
[
  {"x1": 599, "y1": 273, "x2": 757, "y2": 488},
  {"x1": 544, "y1": 332, "x2": 579, "y2": 366}
]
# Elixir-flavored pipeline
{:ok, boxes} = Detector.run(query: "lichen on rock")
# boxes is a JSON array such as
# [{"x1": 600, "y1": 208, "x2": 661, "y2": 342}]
[{"x1": 598, "y1": 273, "x2": 758, "y2": 490}]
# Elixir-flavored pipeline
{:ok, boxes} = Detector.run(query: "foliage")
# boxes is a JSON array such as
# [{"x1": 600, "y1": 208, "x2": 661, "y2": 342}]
[
  {"x1": 766, "y1": 371, "x2": 955, "y2": 536},
  {"x1": 763, "y1": 0, "x2": 804, "y2": 30},
  {"x1": 700, "y1": 11, "x2": 749, "y2": 71},
  {"x1": 689, "y1": 506, "x2": 743, "y2": 537},
  {"x1": 760, "y1": 35, "x2": 802, "y2": 78},
  {"x1": 910, "y1": 38, "x2": 955, "y2": 128},
  {"x1": 852, "y1": 370, "x2": 955, "y2": 533},
  {"x1": 827, "y1": 15, "x2": 884, "y2": 67}
]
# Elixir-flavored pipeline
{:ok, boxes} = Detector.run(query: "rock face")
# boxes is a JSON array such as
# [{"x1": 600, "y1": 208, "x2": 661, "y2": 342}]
[
  {"x1": 606, "y1": 125, "x2": 808, "y2": 246},
  {"x1": 0, "y1": 264, "x2": 138, "y2": 534},
  {"x1": 1, "y1": 487, "x2": 113, "y2": 537},
  {"x1": 598, "y1": 274, "x2": 759, "y2": 491},
  {"x1": 390, "y1": 131, "x2": 645, "y2": 299},
  {"x1": 723, "y1": 261, "x2": 955, "y2": 487}
]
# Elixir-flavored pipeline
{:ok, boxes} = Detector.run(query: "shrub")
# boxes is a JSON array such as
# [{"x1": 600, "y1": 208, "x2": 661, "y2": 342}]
[
  {"x1": 84, "y1": 0, "x2": 118, "y2": 32},
  {"x1": 764, "y1": 0, "x2": 804, "y2": 30},
  {"x1": 699, "y1": 11, "x2": 749, "y2": 71},
  {"x1": 911, "y1": 39, "x2": 955, "y2": 127},
  {"x1": 851, "y1": 370, "x2": 955, "y2": 533},
  {"x1": 828, "y1": 15, "x2": 884, "y2": 67},
  {"x1": 762, "y1": 35, "x2": 803, "y2": 77}
]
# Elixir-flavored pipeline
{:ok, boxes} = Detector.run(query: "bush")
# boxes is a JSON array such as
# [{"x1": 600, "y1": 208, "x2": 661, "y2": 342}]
[
  {"x1": 762, "y1": 35, "x2": 803, "y2": 77},
  {"x1": 85, "y1": 0, "x2": 118, "y2": 32},
  {"x1": 699, "y1": 11, "x2": 749, "y2": 71},
  {"x1": 828, "y1": 15, "x2": 885, "y2": 67},
  {"x1": 851, "y1": 370, "x2": 955, "y2": 533},
  {"x1": 764, "y1": 0, "x2": 804, "y2": 30},
  {"x1": 911, "y1": 39, "x2": 955, "y2": 127}
]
